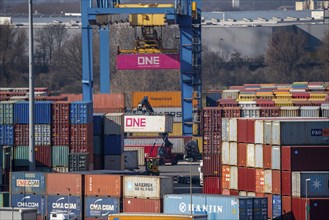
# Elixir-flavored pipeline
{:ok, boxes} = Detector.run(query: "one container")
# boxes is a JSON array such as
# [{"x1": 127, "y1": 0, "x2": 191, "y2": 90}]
[
  {"x1": 132, "y1": 91, "x2": 181, "y2": 108},
  {"x1": 281, "y1": 171, "x2": 292, "y2": 196},
  {"x1": 123, "y1": 176, "x2": 173, "y2": 199},
  {"x1": 282, "y1": 196, "x2": 292, "y2": 219},
  {"x1": 229, "y1": 166, "x2": 238, "y2": 190},
  {"x1": 47, "y1": 195, "x2": 82, "y2": 219},
  {"x1": 229, "y1": 118, "x2": 237, "y2": 142},
  {"x1": 292, "y1": 172, "x2": 329, "y2": 198},
  {"x1": 246, "y1": 168, "x2": 256, "y2": 192},
  {"x1": 84, "y1": 174, "x2": 121, "y2": 197},
  {"x1": 85, "y1": 196, "x2": 120, "y2": 217},
  {"x1": 237, "y1": 119, "x2": 255, "y2": 143},
  {"x1": 104, "y1": 155, "x2": 124, "y2": 170},
  {"x1": 221, "y1": 142, "x2": 229, "y2": 165},
  {"x1": 238, "y1": 167, "x2": 247, "y2": 191},
  {"x1": 122, "y1": 150, "x2": 138, "y2": 170},
  {"x1": 272, "y1": 195, "x2": 282, "y2": 219},
  {"x1": 34, "y1": 146, "x2": 51, "y2": 167},
  {"x1": 272, "y1": 170, "x2": 281, "y2": 195},
  {"x1": 221, "y1": 118, "x2": 229, "y2": 141},
  {"x1": 123, "y1": 198, "x2": 162, "y2": 213},
  {"x1": 255, "y1": 169, "x2": 265, "y2": 193},
  {"x1": 70, "y1": 123, "x2": 93, "y2": 152},
  {"x1": 124, "y1": 146, "x2": 145, "y2": 166},
  {"x1": 46, "y1": 173, "x2": 83, "y2": 195},
  {"x1": 70, "y1": 101, "x2": 93, "y2": 124},
  {"x1": 271, "y1": 146, "x2": 280, "y2": 170},
  {"x1": 124, "y1": 115, "x2": 173, "y2": 133},
  {"x1": 11, "y1": 193, "x2": 46, "y2": 217},
  {"x1": 11, "y1": 172, "x2": 46, "y2": 194},
  {"x1": 253, "y1": 197, "x2": 268, "y2": 220},
  {"x1": 0, "y1": 101, "x2": 16, "y2": 124},
  {"x1": 104, "y1": 113, "x2": 124, "y2": 135},
  {"x1": 279, "y1": 106, "x2": 300, "y2": 117},
  {"x1": 132, "y1": 107, "x2": 182, "y2": 122},
  {"x1": 52, "y1": 146, "x2": 69, "y2": 167},
  {"x1": 203, "y1": 176, "x2": 221, "y2": 194},
  {"x1": 69, "y1": 153, "x2": 89, "y2": 172},
  {"x1": 52, "y1": 101, "x2": 70, "y2": 124},
  {"x1": 108, "y1": 213, "x2": 208, "y2": 220},
  {"x1": 263, "y1": 145, "x2": 272, "y2": 169},
  {"x1": 300, "y1": 106, "x2": 320, "y2": 117}
]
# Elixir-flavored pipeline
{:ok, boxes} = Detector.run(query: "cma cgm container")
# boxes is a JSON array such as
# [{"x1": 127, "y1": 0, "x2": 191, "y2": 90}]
[
  {"x1": 292, "y1": 172, "x2": 329, "y2": 198},
  {"x1": 164, "y1": 194, "x2": 267, "y2": 220},
  {"x1": 47, "y1": 195, "x2": 82, "y2": 219},
  {"x1": 70, "y1": 101, "x2": 93, "y2": 124},
  {"x1": 124, "y1": 115, "x2": 173, "y2": 133},
  {"x1": 11, "y1": 172, "x2": 46, "y2": 194},
  {"x1": 108, "y1": 213, "x2": 208, "y2": 220},
  {"x1": 123, "y1": 176, "x2": 173, "y2": 199},
  {"x1": 14, "y1": 101, "x2": 53, "y2": 124},
  {"x1": 85, "y1": 196, "x2": 120, "y2": 218},
  {"x1": 11, "y1": 193, "x2": 46, "y2": 218}
]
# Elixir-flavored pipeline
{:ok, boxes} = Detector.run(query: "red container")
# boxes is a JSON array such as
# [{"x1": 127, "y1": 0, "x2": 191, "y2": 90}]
[
  {"x1": 282, "y1": 196, "x2": 292, "y2": 220},
  {"x1": 292, "y1": 198, "x2": 306, "y2": 220},
  {"x1": 293, "y1": 101, "x2": 313, "y2": 107},
  {"x1": 202, "y1": 153, "x2": 221, "y2": 176},
  {"x1": 256, "y1": 99, "x2": 275, "y2": 107},
  {"x1": 144, "y1": 145, "x2": 160, "y2": 157},
  {"x1": 202, "y1": 107, "x2": 222, "y2": 132},
  {"x1": 281, "y1": 171, "x2": 291, "y2": 196},
  {"x1": 46, "y1": 173, "x2": 83, "y2": 195},
  {"x1": 272, "y1": 170, "x2": 281, "y2": 195},
  {"x1": 14, "y1": 124, "x2": 29, "y2": 146},
  {"x1": 255, "y1": 168, "x2": 265, "y2": 193},
  {"x1": 255, "y1": 193, "x2": 264, "y2": 197},
  {"x1": 52, "y1": 124, "x2": 70, "y2": 146},
  {"x1": 238, "y1": 167, "x2": 247, "y2": 191},
  {"x1": 84, "y1": 174, "x2": 122, "y2": 197},
  {"x1": 203, "y1": 176, "x2": 221, "y2": 194},
  {"x1": 282, "y1": 146, "x2": 329, "y2": 171},
  {"x1": 52, "y1": 101, "x2": 70, "y2": 124},
  {"x1": 291, "y1": 92, "x2": 310, "y2": 99},
  {"x1": 223, "y1": 107, "x2": 241, "y2": 118},
  {"x1": 218, "y1": 99, "x2": 238, "y2": 107},
  {"x1": 230, "y1": 190, "x2": 239, "y2": 195},
  {"x1": 35, "y1": 146, "x2": 51, "y2": 167},
  {"x1": 260, "y1": 107, "x2": 280, "y2": 117},
  {"x1": 263, "y1": 144, "x2": 272, "y2": 169},
  {"x1": 123, "y1": 198, "x2": 162, "y2": 213},
  {"x1": 264, "y1": 194, "x2": 272, "y2": 220},
  {"x1": 222, "y1": 189, "x2": 230, "y2": 195},
  {"x1": 238, "y1": 143, "x2": 247, "y2": 167},
  {"x1": 203, "y1": 131, "x2": 221, "y2": 154},
  {"x1": 221, "y1": 165, "x2": 230, "y2": 189},
  {"x1": 237, "y1": 119, "x2": 255, "y2": 143},
  {"x1": 93, "y1": 108, "x2": 125, "y2": 114},
  {"x1": 70, "y1": 123, "x2": 93, "y2": 154},
  {"x1": 246, "y1": 168, "x2": 256, "y2": 192}
]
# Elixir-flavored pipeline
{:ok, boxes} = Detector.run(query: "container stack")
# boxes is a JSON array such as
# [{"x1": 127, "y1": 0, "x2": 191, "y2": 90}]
[
  {"x1": 92, "y1": 113, "x2": 105, "y2": 170},
  {"x1": 103, "y1": 113, "x2": 124, "y2": 170}
]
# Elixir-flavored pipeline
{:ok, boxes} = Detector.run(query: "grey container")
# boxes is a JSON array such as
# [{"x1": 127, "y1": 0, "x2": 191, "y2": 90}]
[
  {"x1": 0, "y1": 207, "x2": 37, "y2": 220},
  {"x1": 300, "y1": 106, "x2": 320, "y2": 117},
  {"x1": 292, "y1": 172, "x2": 329, "y2": 198}
]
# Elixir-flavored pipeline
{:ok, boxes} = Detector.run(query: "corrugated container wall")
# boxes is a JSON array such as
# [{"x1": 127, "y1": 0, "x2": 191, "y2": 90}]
[
  {"x1": 46, "y1": 173, "x2": 83, "y2": 195},
  {"x1": 52, "y1": 146, "x2": 69, "y2": 167},
  {"x1": 14, "y1": 101, "x2": 53, "y2": 124},
  {"x1": 11, "y1": 172, "x2": 46, "y2": 194},
  {"x1": 93, "y1": 113, "x2": 104, "y2": 136},
  {"x1": 123, "y1": 198, "x2": 162, "y2": 213},
  {"x1": 0, "y1": 101, "x2": 16, "y2": 124},
  {"x1": 0, "y1": 125, "x2": 14, "y2": 145},
  {"x1": 85, "y1": 196, "x2": 120, "y2": 217},
  {"x1": 85, "y1": 174, "x2": 121, "y2": 197},
  {"x1": 52, "y1": 101, "x2": 70, "y2": 124},
  {"x1": 11, "y1": 193, "x2": 46, "y2": 217},
  {"x1": 47, "y1": 195, "x2": 82, "y2": 219},
  {"x1": 70, "y1": 101, "x2": 93, "y2": 124},
  {"x1": 292, "y1": 172, "x2": 329, "y2": 198},
  {"x1": 132, "y1": 91, "x2": 181, "y2": 107}
]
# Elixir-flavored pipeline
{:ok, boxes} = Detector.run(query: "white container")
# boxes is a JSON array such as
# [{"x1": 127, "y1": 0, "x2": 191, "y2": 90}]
[
  {"x1": 264, "y1": 169, "x2": 272, "y2": 193},
  {"x1": 271, "y1": 146, "x2": 281, "y2": 170},
  {"x1": 241, "y1": 107, "x2": 260, "y2": 118},
  {"x1": 124, "y1": 146, "x2": 145, "y2": 166},
  {"x1": 300, "y1": 106, "x2": 320, "y2": 117},
  {"x1": 280, "y1": 106, "x2": 300, "y2": 117},
  {"x1": 104, "y1": 155, "x2": 124, "y2": 170},
  {"x1": 221, "y1": 118, "x2": 229, "y2": 141},
  {"x1": 264, "y1": 120, "x2": 272, "y2": 145},
  {"x1": 246, "y1": 144, "x2": 255, "y2": 167},
  {"x1": 122, "y1": 150, "x2": 138, "y2": 170},
  {"x1": 221, "y1": 142, "x2": 230, "y2": 165},
  {"x1": 123, "y1": 176, "x2": 173, "y2": 199},
  {"x1": 229, "y1": 118, "x2": 237, "y2": 142},
  {"x1": 229, "y1": 142, "x2": 238, "y2": 166},
  {"x1": 254, "y1": 120, "x2": 264, "y2": 144},
  {"x1": 255, "y1": 144, "x2": 263, "y2": 168},
  {"x1": 104, "y1": 113, "x2": 124, "y2": 135},
  {"x1": 229, "y1": 166, "x2": 238, "y2": 190},
  {"x1": 247, "y1": 192, "x2": 256, "y2": 197},
  {"x1": 132, "y1": 107, "x2": 182, "y2": 122},
  {"x1": 124, "y1": 115, "x2": 173, "y2": 133},
  {"x1": 222, "y1": 90, "x2": 239, "y2": 99},
  {"x1": 272, "y1": 121, "x2": 280, "y2": 145},
  {"x1": 239, "y1": 191, "x2": 247, "y2": 197},
  {"x1": 322, "y1": 107, "x2": 329, "y2": 117},
  {"x1": 238, "y1": 101, "x2": 257, "y2": 108}
]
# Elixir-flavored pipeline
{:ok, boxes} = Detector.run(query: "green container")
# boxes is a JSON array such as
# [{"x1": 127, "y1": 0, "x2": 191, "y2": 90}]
[
  {"x1": 13, "y1": 146, "x2": 29, "y2": 167},
  {"x1": 0, "y1": 101, "x2": 16, "y2": 124},
  {"x1": 52, "y1": 146, "x2": 69, "y2": 167},
  {"x1": 0, "y1": 192, "x2": 9, "y2": 207}
]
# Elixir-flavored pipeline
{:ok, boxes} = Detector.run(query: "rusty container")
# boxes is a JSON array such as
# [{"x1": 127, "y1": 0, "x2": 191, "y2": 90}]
[
  {"x1": 85, "y1": 174, "x2": 122, "y2": 197},
  {"x1": 46, "y1": 173, "x2": 83, "y2": 195},
  {"x1": 123, "y1": 198, "x2": 162, "y2": 213}
]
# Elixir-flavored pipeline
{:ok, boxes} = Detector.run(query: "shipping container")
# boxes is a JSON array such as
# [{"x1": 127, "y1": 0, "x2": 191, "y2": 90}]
[
  {"x1": 52, "y1": 101, "x2": 70, "y2": 124},
  {"x1": 132, "y1": 91, "x2": 181, "y2": 108},
  {"x1": 260, "y1": 107, "x2": 280, "y2": 117},
  {"x1": 123, "y1": 146, "x2": 145, "y2": 166},
  {"x1": 255, "y1": 169, "x2": 265, "y2": 193},
  {"x1": 69, "y1": 153, "x2": 89, "y2": 172},
  {"x1": 255, "y1": 144, "x2": 263, "y2": 168},
  {"x1": 14, "y1": 124, "x2": 51, "y2": 146},
  {"x1": 221, "y1": 142, "x2": 229, "y2": 165},
  {"x1": 272, "y1": 195, "x2": 282, "y2": 220},
  {"x1": 202, "y1": 154, "x2": 221, "y2": 176},
  {"x1": 11, "y1": 172, "x2": 46, "y2": 194},
  {"x1": 292, "y1": 172, "x2": 329, "y2": 198},
  {"x1": 47, "y1": 195, "x2": 82, "y2": 219},
  {"x1": 46, "y1": 173, "x2": 83, "y2": 195},
  {"x1": 264, "y1": 194, "x2": 272, "y2": 220},
  {"x1": 11, "y1": 193, "x2": 46, "y2": 217},
  {"x1": 70, "y1": 101, "x2": 93, "y2": 124},
  {"x1": 70, "y1": 123, "x2": 93, "y2": 152},
  {"x1": 263, "y1": 145, "x2": 272, "y2": 169},
  {"x1": 123, "y1": 176, "x2": 173, "y2": 199},
  {"x1": 122, "y1": 150, "x2": 138, "y2": 170},
  {"x1": 0, "y1": 192, "x2": 9, "y2": 207},
  {"x1": 229, "y1": 142, "x2": 237, "y2": 166},
  {"x1": 238, "y1": 167, "x2": 247, "y2": 191},
  {"x1": 282, "y1": 196, "x2": 292, "y2": 219},
  {"x1": 93, "y1": 113, "x2": 104, "y2": 136},
  {"x1": 14, "y1": 101, "x2": 53, "y2": 124},
  {"x1": 52, "y1": 146, "x2": 69, "y2": 167},
  {"x1": 104, "y1": 155, "x2": 124, "y2": 170},
  {"x1": 271, "y1": 146, "x2": 280, "y2": 170},
  {"x1": 241, "y1": 107, "x2": 260, "y2": 118},
  {"x1": 237, "y1": 143, "x2": 247, "y2": 167},
  {"x1": 222, "y1": 90, "x2": 239, "y2": 99},
  {"x1": 0, "y1": 101, "x2": 16, "y2": 124},
  {"x1": 281, "y1": 146, "x2": 329, "y2": 171},
  {"x1": 300, "y1": 106, "x2": 320, "y2": 117},
  {"x1": 222, "y1": 107, "x2": 241, "y2": 118},
  {"x1": 85, "y1": 174, "x2": 122, "y2": 197},
  {"x1": 93, "y1": 135, "x2": 102, "y2": 155},
  {"x1": 108, "y1": 213, "x2": 208, "y2": 220},
  {"x1": 279, "y1": 106, "x2": 300, "y2": 117},
  {"x1": 52, "y1": 124, "x2": 70, "y2": 146},
  {"x1": 229, "y1": 166, "x2": 238, "y2": 190},
  {"x1": 281, "y1": 171, "x2": 292, "y2": 196},
  {"x1": 203, "y1": 131, "x2": 221, "y2": 154},
  {"x1": 85, "y1": 196, "x2": 120, "y2": 217},
  {"x1": 34, "y1": 146, "x2": 51, "y2": 167},
  {"x1": 237, "y1": 119, "x2": 255, "y2": 143},
  {"x1": 246, "y1": 144, "x2": 255, "y2": 167},
  {"x1": 124, "y1": 115, "x2": 173, "y2": 133},
  {"x1": 203, "y1": 176, "x2": 221, "y2": 194},
  {"x1": 0, "y1": 125, "x2": 14, "y2": 145},
  {"x1": 253, "y1": 197, "x2": 268, "y2": 220},
  {"x1": 132, "y1": 107, "x2": 182, "y2": 122},
  {"x1": 272, "y1": 170, "x2": 281, "y2": 195},
  {"x1": 264, "y1": 170, "x2": 272, "y2": 193},
  {"x1": 104, "y1": 113, "x2": 124, "y2": 135},
  {"x1": 123, "y1": 198, "x2": 162, "y2": 213},
  {"x1": 104, "y1": 134, "x2": 124, "y2": 155}
]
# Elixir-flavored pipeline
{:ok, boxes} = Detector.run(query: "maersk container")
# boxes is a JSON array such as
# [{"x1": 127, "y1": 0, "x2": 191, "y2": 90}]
[
  {"x1": 70, "y1": 101, "x2": 93, "y2": 124},
  {"x1": 93, "y1": 113, "x2": 104, "y2": 136},
  {"x1": 11, "y1": 172, "x2": 46, "y2": 194},
  {"x1": 14, "y1": 101, "x2": 53, "y2": 124},
  {"x1": 272, "y1": 195, "x2": 282, "y2": 219},
  {"x1": 0, "y1": 101, "x2": 16, "y2": 124},
  {"x1": 11, "y1": 193, "x2": 46, "y2": 217},
  {"x1": 47, "y1": 195, "x2": 82, "y2": 219},
  {"x1": 104, "y1": 113, "x2": 124, "y2": 135},
  {"x1": 123, "y1": 176, "x2": 173, "y2": 199},
  {"x1": 124, "y1": 115, "x2": 173, "y2": 133},
  {"x1": 108, "y1": 213, "x2": 208, "y2": 220},
  {"x1": 85, "y1": 196, "x2": 120, "y2": 217},
  {"x1": 52, "y1": 146, "x2": 69, "y2": 167},
  {"x1": 164, "y1": 194, "x2": 265, "y2": 220},
  {"x1": 292, "y1": 172, "x2": 329, "y2": 198},
  {"x1": 0, "y1": 124, "x2": 14, "y2": 145},
  {"x1": 104, "y1": 134, "x2": 124, "y2": 155}
]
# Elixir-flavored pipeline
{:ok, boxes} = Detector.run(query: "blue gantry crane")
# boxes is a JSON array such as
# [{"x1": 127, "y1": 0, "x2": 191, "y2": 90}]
[{"x1": 81, "y1": 0, "x2": 202, "y2": 136}]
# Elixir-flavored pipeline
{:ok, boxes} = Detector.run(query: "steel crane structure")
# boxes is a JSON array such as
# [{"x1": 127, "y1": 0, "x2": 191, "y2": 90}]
[{"x1": 81, "y1": 0, "x2": 202, "y2": 136}]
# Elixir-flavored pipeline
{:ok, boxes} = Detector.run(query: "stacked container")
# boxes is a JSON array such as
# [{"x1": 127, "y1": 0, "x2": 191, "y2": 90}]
[
  {"x1": 93, "y1": 113, "x2": 105, "y2": 170},
  {"x1": 69, "y1": 101, "x2": 93, "y2": 171},
  {"x1": 122, "y1": 175, "x2": 173, "y2": 213}
]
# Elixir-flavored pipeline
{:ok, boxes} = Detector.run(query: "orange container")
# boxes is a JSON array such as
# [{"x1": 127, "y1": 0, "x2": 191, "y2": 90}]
[
  {"x1": 46, "y1": 173, "x2": 83, "y2": 195},
  {"x1": 255, "y1": 168, "x2": 265, "y2": 193},
  {"x1": 272, "y1": 170, "x2": 281, "y2": 194},
  {"x1": 221, "y1": 165, "x2": 230, "y2": 190},
  {"x1": 61, "y1": 93, "x2": 125, "y2": 108},
  {"x1": 132, "y1": 91, "x2": 181, "y2": 107},
  {"x1": 85, "y1": 174, "x2": 122, "y2": 197}
]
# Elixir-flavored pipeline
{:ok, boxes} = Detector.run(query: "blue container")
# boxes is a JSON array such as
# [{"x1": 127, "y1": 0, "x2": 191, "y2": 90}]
[
  {"x1": 14, "y1": 101, "x2": 53, "y2": 124},
  {"x1": 104, "y1": 134, "x2": 123, "y2": 155},
  {"x1": 206, "y1": 92, "x2": 221, "y2": 107},
  {"x1": 70, "y1": 101, "x2": 93, "y2": 124},
  {"x1": 11, "y1": 193, "x2": 46, "y2": 217},
  {"x1": 0, "y1": 125, "x2": 14, "y2": 145},
  {"x1": 164, "y1": 194, "x2": 257, "y2": 220},
  {"x1": 297, "y1": 172, "x2": 329, "y2": 198},
  {"x1": 11, "y1": 172, "x2": 46, "y2": 194},
  {"x1": 47, "y1": 195, "x2": 82, "y2": 219},
  {"x1": 85, "y1": 196, "x2": 120, "y2": 217},
  {"x1": 272, "y1": 195, "x2": 282, "y2": 220},
  {"x1": 253, "y1": 197, "x2": 268, "y2": 220},
  {"x1": 93, "y1": 113, "x2": 104, "y2": 136},
  {"x1": 93, "y1": 135, "x2": 102, "y2": 155}
]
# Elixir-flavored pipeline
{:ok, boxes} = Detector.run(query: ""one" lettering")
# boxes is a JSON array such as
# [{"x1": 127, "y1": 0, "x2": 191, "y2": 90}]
[
  {"x1": 126, "y1": 118, "x2": 146, "y2": 127},
  {"x1": 138, "y1": 56, "x2": 160, "y2": 65}
]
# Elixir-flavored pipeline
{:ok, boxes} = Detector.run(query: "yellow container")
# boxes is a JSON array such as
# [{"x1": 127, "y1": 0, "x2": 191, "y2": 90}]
[
  {"x1": 192, "y1": 123, "x2": 200, "y2": 136},
  {"x1": 129, "y1": 14, "x2": 165, "y2": 26},
  {"x1": 132, "y1": 91, "x2": 181, "y2": 107},
  {"x1": 108, "y1": 213, "x2": 207, "y2": 220},
  {"x1": 192, "y1": 136, "x2": 203, "y2": 153},
  {"x1": 274, "y1": 93, "x2": 292, "y2": 100},
  {"x1": 237, "y1": 94, "x2": 256, "y2": 101},
  {"x1": 256, "y1": 92, "x2": 274, "y2": 99},
  {"x1": 293, "y1": 81, "x2": 308, "y2": 84},
  {"x1": 309, "y1": 93, "x2": 327, "y2": 99},
  {"x1": 131, "y1": 122, "x2": 182, "y2": 137},
  {"x1": 274, "y1": 100, "x2": 293, "y2": 107}
]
